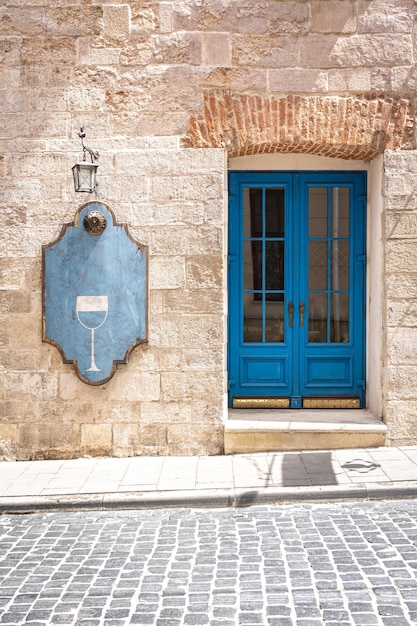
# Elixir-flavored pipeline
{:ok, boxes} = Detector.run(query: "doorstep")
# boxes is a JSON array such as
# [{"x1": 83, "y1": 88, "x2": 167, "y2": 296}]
[{"x1": 225, "y1": 409, "x2": 387, "y2": 454}]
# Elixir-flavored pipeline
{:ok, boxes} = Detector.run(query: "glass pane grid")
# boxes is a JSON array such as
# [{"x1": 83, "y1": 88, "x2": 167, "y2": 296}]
[
  {"x1": 243, "y1": 186, "x2": 285, "y2": 344},
  {"x1": 308, "y1": 186, "x2": 351, "y2": 344}
]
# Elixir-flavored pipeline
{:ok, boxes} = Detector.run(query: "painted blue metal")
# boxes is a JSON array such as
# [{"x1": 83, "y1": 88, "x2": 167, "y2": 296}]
[
  {"x1": 228, "y1": 171, "x2": 366, "y2": 407},
  {"x1": 43, "y1": 202, "x2": 148, "y2": 385}
]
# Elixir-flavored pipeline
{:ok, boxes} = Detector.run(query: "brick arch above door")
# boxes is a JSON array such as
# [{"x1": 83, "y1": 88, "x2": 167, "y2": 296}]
[{"x1": 181, "y1": 92, "x2": 414, "y2": 160}]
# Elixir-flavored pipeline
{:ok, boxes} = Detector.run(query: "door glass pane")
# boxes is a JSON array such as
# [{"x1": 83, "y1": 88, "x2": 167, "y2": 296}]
[
  {"x1": 331, "y1": 293, "x2": 349, "y2": 343},
  {"x1": 266, "y1": 188, "x2": 284, "y2": 237},
  {"x1": 244, "y1": 293, "x2": 262, "y2": 343},
  {"x1": 265, "y1": 301, "x2": 284, "y2": 343},
  {"x1": 331, "y1": 241, "x2": 349, "y2": 291},
  {"x1": 331, "y1": 187, "x2": 350, "y2": 238},
  {"x1": 309, "y1": 242, "x2": 328, "y2": 290},
  {"x1": 244, "y1": 241, "x2": 261, "y2": 290},
  {"x1": 308, "y1": 187, "x2": 328, "y2": 237},
  {"x1": 244, "y1": 188, "x2": 262, "y2": 238},
  {"x1": 265, "y1": 241, "x2": 284, "y2": 290},
  {"x1": 308, "y1": 292, "x2": 327, "y2": 343}
]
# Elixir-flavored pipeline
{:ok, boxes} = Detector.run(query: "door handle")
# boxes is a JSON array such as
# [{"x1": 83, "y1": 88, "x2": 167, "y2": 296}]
[
  {"x1": 288, "y1": 301, "x2": 294, "y2": 328},
  {"x1": 299, "y1": 301, "x2": 305, "y2": 327}
]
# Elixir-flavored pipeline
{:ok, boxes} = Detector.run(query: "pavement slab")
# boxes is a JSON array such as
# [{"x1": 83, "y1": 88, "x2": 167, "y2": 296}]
[{"x1": 1, "y1": 446, "x2": 417, "y2": 512}]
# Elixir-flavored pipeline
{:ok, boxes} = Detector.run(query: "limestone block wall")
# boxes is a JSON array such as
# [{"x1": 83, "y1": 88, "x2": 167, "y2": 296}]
[
  {"x1": 0, "y1": 141, "x2": 226, "y2": 460},
  {"x1": 383, "y1": 150, "x2": 417, "y2": 446},
  {"x1": 1, "y1": 0, "x2": 417, "y2": 457}
]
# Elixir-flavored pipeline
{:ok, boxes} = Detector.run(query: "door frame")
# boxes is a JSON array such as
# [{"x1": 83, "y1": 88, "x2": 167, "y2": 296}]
[{"x1": 227, "y1": 168, "x2": 367, "y2": 409}]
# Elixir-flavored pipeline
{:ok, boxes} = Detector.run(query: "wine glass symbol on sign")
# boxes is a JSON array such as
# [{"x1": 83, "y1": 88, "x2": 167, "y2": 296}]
[{"x1": 76, "y1": 296, "x2": 108, "y2": 372}]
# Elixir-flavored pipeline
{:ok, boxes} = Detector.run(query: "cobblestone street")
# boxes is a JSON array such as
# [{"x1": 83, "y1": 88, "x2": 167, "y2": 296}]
[{"x1": 1, "y1": 500, "x2": 417, "y2": 626}]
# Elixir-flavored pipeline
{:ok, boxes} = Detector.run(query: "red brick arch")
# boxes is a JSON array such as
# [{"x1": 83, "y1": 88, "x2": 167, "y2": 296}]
[{"x1": 182, "y1": 93, "x2": 414, "y2": 160}]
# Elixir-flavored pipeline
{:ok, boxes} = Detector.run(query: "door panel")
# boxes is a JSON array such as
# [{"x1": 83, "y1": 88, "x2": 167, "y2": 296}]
[{"x1": 228, "y1": 171, "x2": 366, "y2": 408}]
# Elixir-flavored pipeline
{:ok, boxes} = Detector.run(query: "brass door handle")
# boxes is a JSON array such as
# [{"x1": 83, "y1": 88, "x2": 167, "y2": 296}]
[
  {"x1": 299, "y1": 301, "x2": 305, "y2": 327},
  {"x1": 288, "y1": 301, "x2": 294, "y2": 328}
]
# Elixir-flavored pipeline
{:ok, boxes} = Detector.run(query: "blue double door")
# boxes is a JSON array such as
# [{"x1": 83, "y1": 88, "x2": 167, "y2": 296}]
[{"x1": 228, "y1": 171, "x2": 367, "y2": 408}]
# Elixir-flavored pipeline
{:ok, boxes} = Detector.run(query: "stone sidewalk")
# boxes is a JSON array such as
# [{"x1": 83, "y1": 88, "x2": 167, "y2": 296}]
[{"x1": 1, "y1": 446, "x2": 417, "y2": 513}]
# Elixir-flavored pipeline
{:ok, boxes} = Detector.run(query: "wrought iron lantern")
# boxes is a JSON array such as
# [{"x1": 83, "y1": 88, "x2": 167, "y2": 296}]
[{"x1": 72, "y1": 126, "x2": 99, "y2": 192}]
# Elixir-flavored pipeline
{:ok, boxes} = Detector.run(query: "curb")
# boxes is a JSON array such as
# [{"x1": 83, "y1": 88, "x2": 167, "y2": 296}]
[{"x1": 2, "y1": 481, "x2": 417, "y2": 514}]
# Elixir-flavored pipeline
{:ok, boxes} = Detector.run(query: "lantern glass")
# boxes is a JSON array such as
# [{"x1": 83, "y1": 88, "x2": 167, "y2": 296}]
[{"x1": 72, "y1": 162, "x2": 98, "y2": 192}]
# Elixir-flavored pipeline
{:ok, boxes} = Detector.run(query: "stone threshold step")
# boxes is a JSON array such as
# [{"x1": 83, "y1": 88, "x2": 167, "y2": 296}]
[{"x1": 224, "y1": 415, "x2": 387, "y2": 454}]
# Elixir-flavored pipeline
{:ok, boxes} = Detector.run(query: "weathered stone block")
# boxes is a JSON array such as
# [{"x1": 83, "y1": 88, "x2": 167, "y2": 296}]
[
  {"x1": 202, "y1": 33, "x2": 231, "y2": 66},
  {"x1": 328, "y1": 69, "x2": 372, "y2": 91},
  {"x1": 384, "y1": 366, "x2": 417, "y2": 399},
  {"x1": 113, "y1": 422, "x2": 168, "y2": 456},
  {"x1": 151, "y1": 314, "x2": 224, "y2": 348},
  {"x1": 0, "y1": 349, "x2": 48, "y2": 371},
  {"x1": 107, "y1": 372, "x2": 161, "y2": 402},
  {"x1": 0, "y1": 291, "x2": 31, "y2": 314},
  {"x1": 186, "y1": 255, "x2": 223, "y2": 289},
  {"x1": 204, "y1": 67, "x2": 268, "y2": 92},
  {"x1": 386, "y1": 240, "x2": 417, "y2": 272},
  {"x1": 5, "y1": 371, "x2": 58, "y2": 400},
  {"x1": 311, "y1": 2, "x2": 356, "y2": 34},
  {"x1": 140, "y1": 400, "x2": 223, "y2": 424},
  {"x1": 38, "y1": 401, "x2": 95, "y2": 424},
  {"x1": 300, "y1": 34, "x2": 413, "y2": 68},
  {"x1": 66, "y1": 88, "x2": 105, "y2": 112},
  {"x1": 385, "y1": 400, "x2": 417, "y2": 424},
  {"x1": 44, "y1": 6, "x2": 103, "y2": 36},
  {"x1": 18, "y1": 422, "x2": 81, "y2": 459},
  {"x1": 384, "y1": 401, "x2": 417, "y2": 445},
  {"x1": 358, "y1": 0, "x2": 413, "y2": 34},
  {"x1": 21, "y1": 37, "x2": 77, "y2": 66},
  {"x1": 131, "y1": 3, "x2": 159, "y2": 32},
  {"x1": 152, "y1": 33, "x2": 202, "y2": 65},
  {"x1": 162, "y1": 288, "x2": 223, "y2": 314},
  {"x1": 159, "y1": 3, "x2": 172, "y2": 33},
  {"x1": 270, "y1": 2, "x2": 310, "y2": 34},
  {"x1": 58, "y1": 372, "x2": 111, "y2": 401},
  {"x1": 150, "y1": 290, "x2": 163, "y2": 315},
  {"x1": 0, "y1": 424, "x2": 18, "y2": 461},
  {"x1": 81, "y1": 424, "x2": 112, "y2": 453},
  {"x1": 269, "y1": 69, "x2": 328, "y2": 93},
  {"x1": 0, "y1": 7, "x2": 44, "y2": 36},
  {"x1": 384, "y1": 149, "x2": 417, "y2": 172},
  {"x1": 1, "y1": 401, "x2": 39, "y2": 423},
  {"x1": 167, "y1": 423, "x2": 224, "y2": 455},
  {"x1": 151, "y1": 225, "x2": 222, "y2": 255},
  {"x1": 0, "y1": 38, "x2": 21, "y2": 65},
  {"x1": 7, "y1": 314, "x2": 43, "y2": 354},
  {"x1": 161, "y1": 371, "x2": 223, "y2": 402},
  {"x1": 139, "y1": 422, "x2": 167, "y2": 446},
  {"x1": 387, "y1": 301, "x2": 417, "y2": 327},
  {"x1": 119, "y1": 38, "x2": 152, "y2": 65},
  {"x1": 232, "y1": 34, "x2": 298, "y2": 68},
  {"x1": 385, "y1": 175, "x2": 417, "y2": 196},
  {"x1": 149, "y1": 256, "x2": 185, "y2": 289},
  {"x1": 0, "y1": 259, "x2": 23, "y2": 290},
  {"x1": 170, "y1": 148, "x2": 225, "y2": 174},
  {"x1": 386, "y1": 328, "x2": 417, "y2": 365},
  {"x1": 0, "y1": 90, "x2": 30, "y2": 114},
  {"x1": 5, "y1": 227, "x2": 53, "y2": 258},
  {"x1": 391, "y1": 65, "x2": 417, "y2": 93},
  {"x1": 114, "y1": 150, "x2": 172, "y2": 176},
  {"x1": 7, "y1": 153, "x2": 67, "y2": 177},
  {"x1": 77, "y1": 38, "x2": 121, "y2": 65},
  {"x1": 104, "y1": 5, "x2": 130, "y2": 39},
  {"x1": 386, "y1": 274, "x2": 417, "y2": 299}
]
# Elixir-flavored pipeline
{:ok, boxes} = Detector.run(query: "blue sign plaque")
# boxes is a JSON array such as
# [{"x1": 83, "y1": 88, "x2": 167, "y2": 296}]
[{"x1": 43, "y1": 202, "x2": 148, "y2": 385}]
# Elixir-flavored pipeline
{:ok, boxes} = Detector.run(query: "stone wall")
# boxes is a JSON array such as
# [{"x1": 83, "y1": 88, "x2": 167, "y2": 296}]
[
  {"x1": 383, "y1": 150, "x2": 417, "y2": 446},
  {"x1": 1, "y1": 0, "x2": 417, "y2": 458}
]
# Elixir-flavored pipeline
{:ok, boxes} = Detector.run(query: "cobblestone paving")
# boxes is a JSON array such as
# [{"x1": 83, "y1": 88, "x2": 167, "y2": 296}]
[{"x1": 1, "y1": 501, "x2": 417, "y2": 626}]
